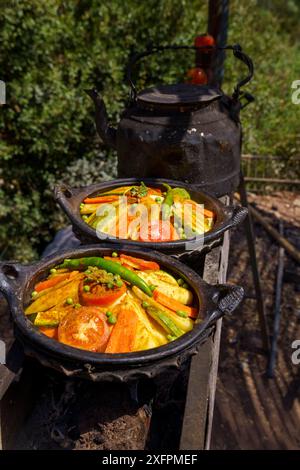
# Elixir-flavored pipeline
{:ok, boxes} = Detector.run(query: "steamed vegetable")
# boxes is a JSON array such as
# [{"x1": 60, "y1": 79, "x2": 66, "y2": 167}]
[
  {"x1": 79, "y1": 278, "x2": 126, "y2": 306},
  {"x1": 153, "y1": 289, "x2": 198, "y2": 319},
  {"x1": 26, "y1": 253, "x2": 198, "y2": 354},
  {"x1": 138, "y1": 271, "x2": 193, "y2": 305},
  {"x1": 34, "y1": 271, "x2": 79, "y2": 292},
  {"x1": 25, "y1": 274, "x2": 84, "y2": 314},
  {"x1": 57, "y1": 256, "x2": 153, "y2": 297},
  {"x1": 106, "y1": 292, "x2": 169, "y2": 353},
  {"x1": 58, "y1": 306, "x2": 110, "y2": 352},
  {"x1": 80, "y1": 182, "x2": 215, "y2": 241},
  {"x1": 119, "y1": 254, "x2": 160, "y2": 271},
  {"x1": 132, "y1": 286, "x2": 194, "y2": 333}
]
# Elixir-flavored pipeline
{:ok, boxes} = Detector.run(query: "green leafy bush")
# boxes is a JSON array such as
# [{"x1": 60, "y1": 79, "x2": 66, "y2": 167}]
[{"x1": 0, "y1": 0, "x2": 299, "y2": 261}]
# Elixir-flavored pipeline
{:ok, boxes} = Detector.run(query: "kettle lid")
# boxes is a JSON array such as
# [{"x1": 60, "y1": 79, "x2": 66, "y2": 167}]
[{"x1": 137, "y1": 83, "x2": 222, "y2": 108}]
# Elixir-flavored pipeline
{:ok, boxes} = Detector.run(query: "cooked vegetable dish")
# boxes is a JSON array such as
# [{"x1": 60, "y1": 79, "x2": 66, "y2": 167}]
[
  {"x1": 80, "y1": 183, "x2": 215, "y2": 242},
  {"x1": 25, "y1": 253, "x2": 199, "y2": 353}
]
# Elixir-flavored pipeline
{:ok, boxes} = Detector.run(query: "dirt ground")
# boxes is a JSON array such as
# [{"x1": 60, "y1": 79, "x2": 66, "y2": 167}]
[{"x1": 211, "y1": 191, "x2": 300, "y2": 450}]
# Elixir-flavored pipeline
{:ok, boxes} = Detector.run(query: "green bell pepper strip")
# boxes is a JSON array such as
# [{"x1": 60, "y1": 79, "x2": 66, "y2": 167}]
[{"x1": 56, "y1": 257, "x2": 153, "y2": 297}]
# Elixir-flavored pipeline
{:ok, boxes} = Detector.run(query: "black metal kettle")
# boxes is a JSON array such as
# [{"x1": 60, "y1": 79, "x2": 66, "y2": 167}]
[{"x1": 87, "y1": 44, "x2": 254, "y2": 197}]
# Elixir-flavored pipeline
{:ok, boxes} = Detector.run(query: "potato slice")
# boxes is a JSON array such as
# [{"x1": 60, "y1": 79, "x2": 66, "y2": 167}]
[
  {"x1": 138, "y1": 272, "x2": 193, "y2": 305},
  {"x1": 25, "y1": 274, "x2": 84, "y2": 315}
]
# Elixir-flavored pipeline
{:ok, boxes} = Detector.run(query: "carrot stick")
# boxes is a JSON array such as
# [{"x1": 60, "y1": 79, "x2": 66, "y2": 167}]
[
  {"x1": 34, "y1": 272, "x2": 78, "y2": 292},
  {"x1": 39, "y1": 327, "x2": 58, "y2": 339},
  {"x1": 105, "y1": 309, "x2": 138, "y2": 353},
  {"x1": 83, "y1": 196, "x2": 120, "y2": 203},
  {"x1": 120, "y1": 254, "x2": 160, "y2": 271},
  {"x1": 153, "y1": 289, "x2": 198, "y2": 319}
]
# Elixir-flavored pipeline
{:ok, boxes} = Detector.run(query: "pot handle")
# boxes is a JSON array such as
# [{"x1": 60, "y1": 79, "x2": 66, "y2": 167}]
[
  {"x1": 201, "y1": 284, "x2": 244, "y2": 331},
  {"x1": 54, "y1": 183, "x2": 81, "y2": 217},
  {"x1": 126, "y1": 43, "x2": 254, "y2": 102},
  {"x1": 223, "y1": 205, "x2": 248, "y2": 230},
  {"x1": 0, "y1": 262, "x2": 26, "y2": 302}
]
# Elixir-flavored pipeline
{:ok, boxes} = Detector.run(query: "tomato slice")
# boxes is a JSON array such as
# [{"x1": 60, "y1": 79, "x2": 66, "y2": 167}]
[
  {"x1": 139, "y1": 220, "x2": 179, "y2": 242},
  {"x1": 58, "y1": 306, "x2": 110, "y2": 352},
  {"x1": 79, "y1": 280, "x2": 126, "y2": 307}
]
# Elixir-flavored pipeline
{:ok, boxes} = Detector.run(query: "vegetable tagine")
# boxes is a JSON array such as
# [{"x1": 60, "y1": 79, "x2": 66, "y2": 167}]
[
  {"x1": 25, "y1": 253, "x2": 199, "y2": 354},
  {"x1": 79, "y1": 183, "x2": 215, "y2": 242}
]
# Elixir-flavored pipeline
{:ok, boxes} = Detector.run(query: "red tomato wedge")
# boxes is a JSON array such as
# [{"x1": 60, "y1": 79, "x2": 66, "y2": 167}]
[
  {"x1": 120, "y1": 254, "x2": 160, "y2": 271},
  {"x1": 58, "y1": 306, "x2": 110, "y2": 352},
  {"x1": 79, "y1": 280, "x2": 126, "y2": 307},
  {"x1": 153, "y1": 289, "x2": 198, "y2": 319},
  {"x1": 34, "y1": 271, "x2": 79, "y2": 292}
]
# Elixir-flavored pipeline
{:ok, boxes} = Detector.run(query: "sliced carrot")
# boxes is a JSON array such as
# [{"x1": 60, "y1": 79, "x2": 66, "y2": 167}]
[
  {"x1": 184, "y1": 200, "x2": 215, "y2": 219},
  {"x1": 203, "y1": 208, "x2": 214, "y2": 218},
  {"x1": 39, "y1": 326, "x2": 58, "y2": 339},
  {"x1": 83, "y1": 196, "x2": 120, "y2": 203},
  {"x1": 105, "y1": 309, "x2": 138, "y2": 353},
  {"x1": 34, "y1": 271, "x2": 79, "y2": 292},
  {"x1": 153, "y1": 289, "x2": 198, "y2": 319},
  {"x1": 120, "y1": 254, "x2": 160, "y2": 271}
]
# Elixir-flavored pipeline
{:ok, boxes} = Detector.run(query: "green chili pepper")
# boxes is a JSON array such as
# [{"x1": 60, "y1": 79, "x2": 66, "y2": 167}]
[
  {"x1": 145, "y1": 305, "x2": 183, "y2": 337},
  {"x1": 57, "y1": 257, "x2": 153, "y2": 297},
  {"x1": 162, "y1": 185, "x2": 191, "y2": 220},
  {"x1": 176, "y1": 310, "x2": 188, "y2": 318},
  {"x1": 167, "y1": 334, "x2": 177, "y2": 342},
  {"x1": 171, "y1": 187, "x2": 190, "y2": 202},
  {"x1": 162, "y1": 184, "x2": 173, "y2": 220},
  {"x1": 158, "y1": 312, "x2": 183, "y2": 337}
]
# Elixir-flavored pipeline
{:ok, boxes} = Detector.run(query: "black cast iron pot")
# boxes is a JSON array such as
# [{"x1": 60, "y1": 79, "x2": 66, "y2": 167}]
[
  {"x1": 0, "y1": 245, "x2": 244, "y2": 382},
  {"x1": 54, "y1": 178, "x2": 247, "y2": 256}
]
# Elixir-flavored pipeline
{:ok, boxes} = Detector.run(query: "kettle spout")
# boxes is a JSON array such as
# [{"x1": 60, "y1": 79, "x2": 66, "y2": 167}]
[{"x1": 85, "y1": 89, "x2": 117, "y2": 150}]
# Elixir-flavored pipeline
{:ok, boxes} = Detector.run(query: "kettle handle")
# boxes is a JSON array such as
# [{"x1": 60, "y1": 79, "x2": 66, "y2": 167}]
[{"x1": 126, "y1": 43, "x2": 254, "y2": 103}]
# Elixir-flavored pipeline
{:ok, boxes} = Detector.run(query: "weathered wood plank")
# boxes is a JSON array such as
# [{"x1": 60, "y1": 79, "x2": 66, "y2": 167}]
[{"x1": 180, "y1": 197, "x2": 230, "y2": 450}]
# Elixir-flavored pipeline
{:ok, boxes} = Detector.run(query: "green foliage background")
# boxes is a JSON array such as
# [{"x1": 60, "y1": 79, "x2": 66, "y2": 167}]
[{"x1": 0, "y1": 0, "x2": 299, "y2": 261}]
